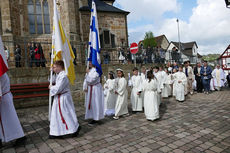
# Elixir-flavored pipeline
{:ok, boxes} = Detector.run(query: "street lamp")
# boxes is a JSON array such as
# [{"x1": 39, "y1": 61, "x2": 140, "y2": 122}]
[
  {"x1": 225, "y1": 0, "x2": 230, "y2": 8},
  {"x1": 176, "y1": 19, "x2": 181, "y2": 53}
]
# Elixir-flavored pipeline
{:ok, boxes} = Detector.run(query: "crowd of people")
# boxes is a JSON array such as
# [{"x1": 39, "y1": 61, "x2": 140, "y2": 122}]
[
  {"x1": 102, "y1": 60, "x2": 229, "y2": 122},
  {"x1": 1, "y1": 59, "x2": 229, "y2": 146}
]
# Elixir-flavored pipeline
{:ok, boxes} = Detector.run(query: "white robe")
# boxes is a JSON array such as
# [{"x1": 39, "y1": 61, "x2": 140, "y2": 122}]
[
  {"x1": 166, "y1": 74, "x2": 173, "y2": 97},
  {"x1": 212, "y1": 68, "x2": 225, "y2": 88},
  {"x1": 143, "y1": 79, "x2": 159, "y2": 120},
  {"x1": 130, "y1": 75, "x2": 143, "y2": 111},
  {"x1": 50, "y1": 71, "x2": 79, "y2": 136},
  {"x1": 140, "y1": 73, "x2": 146, "y2": 106},
  {"x1": 154, "y1": 72, "x2": 164, "y2": 106},
  {"x1": 210, "y1": 78, "x2": 215, "y2": 91},
  {"x1": 0, "y1": 73, "x2": 24, "y2": 142},
  {"x1": 84, "y1": 68, "x2": 104, "y2": 121},
  {"x1": 173, "y1": 72, "x2": 187, "y2": 102},
  {"x1": 115, "y1": 77, "x2": 128, "y2": 117},
  {"x1": 161, "y1": 72, "x2": 170, "y2": 98},
  {"x1": 104, "y1": 79, "x2": 117, "y2": 116}
]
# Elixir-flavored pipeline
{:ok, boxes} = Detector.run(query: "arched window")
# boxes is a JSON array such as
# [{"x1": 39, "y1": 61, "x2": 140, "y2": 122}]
[
  {"x1": 43, "y1": 0, "x2": 50, "y2": 34},
  {"x1": 28, "y1": 0, "x2": 36, "y2": 34},
  {"x1": 27, "y1": 0, "x2": 50, "y2": 34},
  {"x1": 36, "y1": 0, "x2": 43, "y2": 34}
]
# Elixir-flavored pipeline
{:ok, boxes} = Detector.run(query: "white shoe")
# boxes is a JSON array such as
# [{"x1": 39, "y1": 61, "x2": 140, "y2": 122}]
[{"x1": 113, "y1": 116, "x2": 119, "y2": 120}]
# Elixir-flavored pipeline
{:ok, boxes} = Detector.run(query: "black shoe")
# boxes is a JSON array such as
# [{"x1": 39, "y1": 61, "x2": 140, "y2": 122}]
[
  {"x1": 14, "y1": 136, "x2": 27, "y2": 146},
  {"x1": 0, "y1": 140, "x2": 2, "y2": 148},
  {"x1": 88, "y1": 120, "x2": 98, "y2": 126},
  {"x1": 49, "y1": 135, "x2": 63, "y2": 139},
  {"x1": 73, "y1": 126, "x2": 81, "y2": 137}
]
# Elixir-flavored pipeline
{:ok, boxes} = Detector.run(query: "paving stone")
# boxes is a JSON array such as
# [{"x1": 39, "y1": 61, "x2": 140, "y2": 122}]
[{"x1": 1, "y1": 88, "x2": 229, "y2": 153}]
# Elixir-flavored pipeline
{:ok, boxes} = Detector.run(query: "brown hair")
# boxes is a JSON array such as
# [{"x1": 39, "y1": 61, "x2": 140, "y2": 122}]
[{"x1": 54, "y1": 60, "x2": 64, "y2": 69}]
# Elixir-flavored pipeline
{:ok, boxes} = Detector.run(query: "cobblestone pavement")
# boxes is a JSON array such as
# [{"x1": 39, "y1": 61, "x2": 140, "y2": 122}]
[{"x1": 1, "y1": 88, "x2": 230, "y2": 153}]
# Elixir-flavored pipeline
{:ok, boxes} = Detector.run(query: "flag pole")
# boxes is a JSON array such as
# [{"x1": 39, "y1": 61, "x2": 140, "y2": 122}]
[{"x1": 48, "y1": 35, "x2": 55, "y2": 121}]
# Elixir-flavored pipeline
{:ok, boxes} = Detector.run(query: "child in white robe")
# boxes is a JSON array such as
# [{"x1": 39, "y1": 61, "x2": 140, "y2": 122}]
[
  {"x1": 84, "y1": 62, "x2": 104, "y2": 125},
  {"x1": 129, "y1": 67, "x2": 143, "y2": 112},
  {"x1": 161, "y1": 68, "x2": 170, "y2": 98},
  {"x1": 104, "y1": 71, "x2": 117, "y2": 116},
  {"x1": 114, "y1": 69, "x2": 129, "y2": 120},
  {"x1": 173, "y1": 66, "x2": 187, "y2": 102},
  {"x1": 49, "y1": 60, "x2": 80, "y2": 138},
  {"x1": 154, "y1": 67, "x2": 164, "y2": 106},
  {"x1": 0, "y1": 73, "x2": 25, "y2": 145},
  {"x1": 142, "y1": 71, "x2": 159, "y2": 121}
]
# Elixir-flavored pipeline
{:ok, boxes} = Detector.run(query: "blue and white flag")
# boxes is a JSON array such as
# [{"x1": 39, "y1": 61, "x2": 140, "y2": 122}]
[{"x1": 88, "y1": 0, "x2": 102, "y2": 76}]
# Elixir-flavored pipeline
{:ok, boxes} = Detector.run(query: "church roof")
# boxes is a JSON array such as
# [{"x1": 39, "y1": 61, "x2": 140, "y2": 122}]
[{"x1": 79, "y1": 0, "x2": 129, "y2": 14}]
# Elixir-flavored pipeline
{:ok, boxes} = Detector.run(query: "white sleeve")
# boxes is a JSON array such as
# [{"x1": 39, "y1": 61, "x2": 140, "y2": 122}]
[{"x1": 50, "y1": 75, "x2": 69, "y2": 96}]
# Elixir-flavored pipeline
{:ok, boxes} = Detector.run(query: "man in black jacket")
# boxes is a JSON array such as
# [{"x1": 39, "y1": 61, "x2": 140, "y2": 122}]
[
  {"x1": 227, "y1": 72, "x2": 230, "y2": 88},
  {"x1": 194, "y1": 62, "x2": 203, "y2": 93}
]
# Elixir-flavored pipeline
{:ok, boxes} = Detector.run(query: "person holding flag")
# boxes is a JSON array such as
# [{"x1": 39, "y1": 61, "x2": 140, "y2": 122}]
[
  {"x1": 0, "y1": 36, "x2": 26, "y2": 146},
  {"x1": 49, "y1": 0, "x2": 80, "y2": 138},
  {"x1": 84, "y1": 0, "x2": 104, "y2": 126}
]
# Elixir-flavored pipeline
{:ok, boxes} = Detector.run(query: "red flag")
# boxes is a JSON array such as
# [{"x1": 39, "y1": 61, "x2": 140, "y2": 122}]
[{"x1": 0, "y1": 36, "x2": 8, "y2": 77}]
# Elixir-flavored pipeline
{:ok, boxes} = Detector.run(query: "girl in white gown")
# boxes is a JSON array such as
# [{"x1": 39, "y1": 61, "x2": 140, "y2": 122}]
[
  {"x1": 142, "y1": 71, "x2": 159, "y2": 121},
  {"x1": 104, "y1": 71, "x2": 117, "y2": 116},
  {"x1": 114, "y1": 69, "x2": 129, "y2": 120}
]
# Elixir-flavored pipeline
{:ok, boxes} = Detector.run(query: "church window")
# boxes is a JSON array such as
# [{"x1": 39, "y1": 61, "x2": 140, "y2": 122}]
[
  {"x1": 27, "y1": 0, "x2": 50, "y2": 34},
  {"x1": 100, "y1": 30, "x2": 116, "y2": 49}
]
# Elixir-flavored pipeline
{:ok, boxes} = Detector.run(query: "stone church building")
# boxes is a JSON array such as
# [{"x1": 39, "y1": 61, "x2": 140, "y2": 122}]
[{"x1": 0, "y1": 0, "x2": 129, "y2": 67}]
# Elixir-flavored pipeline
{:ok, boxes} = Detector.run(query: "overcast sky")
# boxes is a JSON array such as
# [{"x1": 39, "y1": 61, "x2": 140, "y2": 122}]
[{"x1": 114, "y1": 0, "x2": 230, "y2": 55}]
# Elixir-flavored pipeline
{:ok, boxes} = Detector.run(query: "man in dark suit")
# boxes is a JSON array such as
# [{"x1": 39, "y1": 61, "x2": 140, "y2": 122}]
[
  {"x1": 200, "y1": 61, "x2": 212, "y2": 94},
  {"x1": 194, "y1": 62, "x2": 203, "y2": 93},
  {"x1": 227, "y1": 72, "x2": 230, "y2": 88}
]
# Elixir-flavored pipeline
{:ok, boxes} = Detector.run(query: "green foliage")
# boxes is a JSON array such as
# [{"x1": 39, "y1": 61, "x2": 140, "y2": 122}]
[
  {"x1": 143, "y1": 31, "x2": 157, "y2": 49},
  {"x1": 202, "y1": 54, "x2": 220, "y2": 62}
]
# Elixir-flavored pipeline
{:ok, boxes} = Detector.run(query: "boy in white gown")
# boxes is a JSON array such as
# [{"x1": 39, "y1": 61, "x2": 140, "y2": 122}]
[
  {"x1": 161, "y1": 68, "x2": 170, "y2": 98},
  {"x1": 0, "y1": 73, "x2": 25, "y2": 145},
  {"x1": 84, "y1": 62, "x2": 104, "y2": 125},
  {"x1": 114, "y1": 69, "x2": 129, "y2": 120},
  {"x1": 154, "y1": 67, "x2": 164, "y2": 106},
  {"x1": 142, "y1": 71, "x2": 159, "y2": 121},
  {"x1": 104, "y1": 71, "x2": 117, "y2": 116},
  {"x1": 129, "y1": 67, "x2": 143, "y2": 112},
  {"x1": 163, "y1": 69, "x2": 173, "y2": 97},
  {"x1": 49, "y1": 60, "x2": 80, "y2": 138},
  {"x1": 173, "y1": 66, "x2": 187, "y2": 102}
]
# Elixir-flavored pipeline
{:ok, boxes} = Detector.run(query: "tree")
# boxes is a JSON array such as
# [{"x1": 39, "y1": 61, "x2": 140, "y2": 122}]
[{"x1": 143, "y1": 31, "x2": 157, "y2": 49}]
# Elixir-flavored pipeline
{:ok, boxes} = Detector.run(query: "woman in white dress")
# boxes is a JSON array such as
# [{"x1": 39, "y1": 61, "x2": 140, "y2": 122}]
[
  {"x1": 114, "y1": 69, "x2": 129, "y2": 120},
  {"x1": 104, "y1": 71, "x2": 117, "y2": 116},
  {"x1": 142, "y1": 71, "x2": 159, "y2": 121}
]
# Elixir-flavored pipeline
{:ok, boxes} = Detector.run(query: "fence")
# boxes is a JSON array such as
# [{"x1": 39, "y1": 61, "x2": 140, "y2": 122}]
[
  {"x1": 2, "y1": 39, "x2": 86, "y2": 68},
  {"x1": 2, "y1": 39, "x2": 192, "y2": 68}
]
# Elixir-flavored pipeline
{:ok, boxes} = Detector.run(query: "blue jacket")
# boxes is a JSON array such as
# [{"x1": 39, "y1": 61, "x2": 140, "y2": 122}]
[{"x1": 200, "y1": 66, "x2": 212, "y2": 79}]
